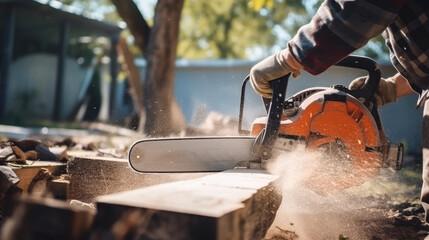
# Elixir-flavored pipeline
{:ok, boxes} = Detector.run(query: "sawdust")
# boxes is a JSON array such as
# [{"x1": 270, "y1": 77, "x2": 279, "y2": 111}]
[
  {"x1": 1, "y1": 118, "x2": 427, "y2": 239},
  {"x1": 264, "y1": 151, "x2": 428, "y2": 240}
]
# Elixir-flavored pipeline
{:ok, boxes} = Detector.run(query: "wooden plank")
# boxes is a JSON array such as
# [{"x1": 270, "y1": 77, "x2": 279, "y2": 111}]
[
  {"x1": 11, "y1": 161, "x2": 66, "y2": 192},
  {"x1": 116, "y1": 37, "x2": 145, "y2": 131},
  {"x1": 116, "y1": 37, "x2": 144, "y2": 111},
  {"x1": 91, "y1": 169, "x2": 281, "y2": 240}
]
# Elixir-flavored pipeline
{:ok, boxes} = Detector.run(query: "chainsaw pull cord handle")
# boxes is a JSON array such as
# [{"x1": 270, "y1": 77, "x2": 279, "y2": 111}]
[
  {"x1": 335, "y1": 55, "x2": 381, "y2": 108},
  {"x1": 252, "y1": 74, "x2": 290, "y2": 160}
]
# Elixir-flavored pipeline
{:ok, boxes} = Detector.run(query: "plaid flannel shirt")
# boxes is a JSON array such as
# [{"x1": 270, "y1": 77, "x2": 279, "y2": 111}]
[{"x1": 288, "y1": 0, "x2": 429, "y2": 102}]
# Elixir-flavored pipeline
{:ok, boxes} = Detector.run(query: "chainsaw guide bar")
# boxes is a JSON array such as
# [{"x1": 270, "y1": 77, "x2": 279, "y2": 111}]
[{"x1": 128, "y1": 136, "x2": 258, "y2": 173}]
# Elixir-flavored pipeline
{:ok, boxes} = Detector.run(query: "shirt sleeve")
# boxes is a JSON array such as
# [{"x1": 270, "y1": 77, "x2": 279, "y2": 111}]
[{"x1": 288, "y1": 0, "x2": 406, "y2": 75}]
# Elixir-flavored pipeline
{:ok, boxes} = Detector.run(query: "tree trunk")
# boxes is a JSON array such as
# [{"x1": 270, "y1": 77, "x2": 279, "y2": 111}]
[
  {"x1": 144, "y1": 0, "x2": 186, "y2": 136},
  {"x1": 111, "y1": 0, "x2": 186, "y2": 136}
]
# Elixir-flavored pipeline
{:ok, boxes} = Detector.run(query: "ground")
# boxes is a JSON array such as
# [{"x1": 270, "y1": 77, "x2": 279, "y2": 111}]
[
  {"x1": 265, "y1": 154, "x2": 429, "y2": 240},
  {"x1": 0, "y1": 122, "x2": 428, "y2": 239}
]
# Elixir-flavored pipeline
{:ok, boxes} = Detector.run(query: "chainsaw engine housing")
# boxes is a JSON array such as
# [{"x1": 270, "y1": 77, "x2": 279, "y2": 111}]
[
  {"x1": 239, "y1": 56, "x2": 404, "y2": 192},
  {"x1": 251, "y1": 87, "x2": 390, "y2": 191}
]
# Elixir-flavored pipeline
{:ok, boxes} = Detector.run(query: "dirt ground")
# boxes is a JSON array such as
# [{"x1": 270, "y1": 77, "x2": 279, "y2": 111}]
[
  {"x1": 1, "y1": 122, "x2": 428, "y2": 240},
  {"x1": 265, "y1": 154, "x2": 428, "y2": 240}
]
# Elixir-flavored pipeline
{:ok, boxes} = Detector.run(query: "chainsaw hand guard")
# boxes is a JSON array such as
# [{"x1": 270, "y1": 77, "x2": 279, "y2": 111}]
[{"x1": 252, "y1": 74, "x2": 290, "y2": 161}]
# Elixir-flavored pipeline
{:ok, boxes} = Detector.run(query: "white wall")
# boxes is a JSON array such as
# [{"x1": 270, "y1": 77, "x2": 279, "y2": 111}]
[
  {"x1": 7, "y1": 54, "x2": 86, "y2": 120},
  {"x1": 7, "y1": 53, "x2": 113, "y2": 121}
]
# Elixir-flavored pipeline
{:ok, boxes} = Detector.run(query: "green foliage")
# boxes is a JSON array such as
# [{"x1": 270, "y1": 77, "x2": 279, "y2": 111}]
[
  {"x1": 57, "y1": 0, "x2": 120, "y2": 21},
  {"x1": 248, "y1": 0, "x2": 274, "y2": 10},
  {"x1": 58, "y1": 0, "x2": 389, "y2": 61},
  {"x1": 178, "y1": 0, "x2": 308, "y2": 59},
  {"x1": 245, "y1": 0, "x2": 389, "y2": 62}
]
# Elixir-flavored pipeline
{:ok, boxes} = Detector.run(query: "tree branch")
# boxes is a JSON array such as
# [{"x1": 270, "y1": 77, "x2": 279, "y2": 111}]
[{"x1": 110, "y1": 0, "x2": 151, "y2": 56}]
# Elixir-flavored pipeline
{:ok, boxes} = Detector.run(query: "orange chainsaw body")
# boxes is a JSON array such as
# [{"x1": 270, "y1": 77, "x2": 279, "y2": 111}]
[{"x1": 251, "y1": 87, "x2": 384, "y2": 192}]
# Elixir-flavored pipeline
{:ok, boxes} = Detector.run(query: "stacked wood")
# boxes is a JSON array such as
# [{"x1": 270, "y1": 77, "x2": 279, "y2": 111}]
[
  {"x1": 3, "y1": 156, "x2": 282, "y2": 240},
  {"x1": 91, "y1": 169, "x2": 281, "y2": 240}
]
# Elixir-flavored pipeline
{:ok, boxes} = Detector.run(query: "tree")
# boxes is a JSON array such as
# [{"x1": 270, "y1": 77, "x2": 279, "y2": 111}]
[
  {"x1": 55, "y1": 0, "x2": 185, "y2": 136},
  {"x1": 178, "y1": 0, "x2": 307, "y2": 59},
  {"x1": 179, "y1": 0, "x2": 388, "y2": 61},
  {"x1": 58, "y1": 0, "x2": 389, "y2": 136},
  {"x1": 111, "y1": 0, "x2": 186, "y2": 136},
  {"x1": 243, "y1": 0, "x2": 389, "y2": 62}
]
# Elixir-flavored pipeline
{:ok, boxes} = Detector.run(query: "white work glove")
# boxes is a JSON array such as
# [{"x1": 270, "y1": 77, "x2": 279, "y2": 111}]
[
  {"x1": 349, "y1": 76, "x2": 397, "y2": 106},
  {"x1": 250, "y1": 49, "x2": 301, "y2": 98}
]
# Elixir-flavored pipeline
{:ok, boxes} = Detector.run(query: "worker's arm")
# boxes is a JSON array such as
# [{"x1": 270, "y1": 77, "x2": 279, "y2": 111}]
[
  {"x1": 288, "y1": 0, "x2": 406, "y2": 75},
  {"x1": 395, "y1": 73, "x2": 415, "y2": 98},
  {"x1": 250, "y1": 0, "x2": 407, "y2": 98},
  {"x1": 349, "y1": 72, "x2": 416, "y2": 106}
]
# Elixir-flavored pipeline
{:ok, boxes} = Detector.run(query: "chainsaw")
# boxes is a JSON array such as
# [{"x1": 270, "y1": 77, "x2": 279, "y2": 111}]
[{"x1": 128, "y1": 55, "x2": 403, "y2": 191}]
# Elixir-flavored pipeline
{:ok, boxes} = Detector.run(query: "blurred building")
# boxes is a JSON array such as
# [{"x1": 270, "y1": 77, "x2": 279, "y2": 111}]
[{"x1": 0, "y1": 0, "x2": 122, "y2": 123}]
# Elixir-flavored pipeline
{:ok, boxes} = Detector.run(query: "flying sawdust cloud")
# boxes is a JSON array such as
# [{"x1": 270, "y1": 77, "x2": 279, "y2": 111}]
[{"x1": 263, "y1": 148, "x2": 405, "y2": 240}]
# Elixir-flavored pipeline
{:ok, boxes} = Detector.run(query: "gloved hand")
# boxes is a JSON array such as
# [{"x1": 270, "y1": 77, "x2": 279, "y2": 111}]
[
  {"x1": 349, "y1": 76, "x2": 397, "y2": 106},
  {"x1": 250, "y1": 49, "x2": 301, "y2": 98}
]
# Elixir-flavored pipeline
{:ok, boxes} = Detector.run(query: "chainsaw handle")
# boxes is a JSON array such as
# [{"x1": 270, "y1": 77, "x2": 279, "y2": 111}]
[
  {"x1": 238, "y1": 76, "x2": 251, "y2": 135},
  {"x1": 252, "y1": 74, "x2": 290, "y2": 160},
  {"x1": 335, "y1": 55, "x2": 381, "y2": 107},
  {"x1": 238, "y1": 74, "x2": 290, "y2": 135}
]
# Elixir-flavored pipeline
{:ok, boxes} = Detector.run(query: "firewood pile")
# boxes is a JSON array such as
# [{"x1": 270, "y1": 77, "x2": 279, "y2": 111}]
[
  {"x1": 0, "y1": 124, "x2": 137, "y2": 239},
  {"x1": 0, "y1": 138, "x2": 72, "y2": 164}
]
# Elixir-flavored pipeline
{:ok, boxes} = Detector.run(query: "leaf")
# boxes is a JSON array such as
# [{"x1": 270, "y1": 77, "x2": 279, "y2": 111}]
[{"x1": 248, "y1": 0, "x2": 274, "y2": 11}]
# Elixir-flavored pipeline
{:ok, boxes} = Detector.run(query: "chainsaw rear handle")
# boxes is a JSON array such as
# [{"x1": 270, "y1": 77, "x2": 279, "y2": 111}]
[{"x1": 335, "y1": 55, "x2": 381, "y2": 107}]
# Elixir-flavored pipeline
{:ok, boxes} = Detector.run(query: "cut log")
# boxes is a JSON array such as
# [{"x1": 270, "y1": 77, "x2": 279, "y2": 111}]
[
  {"x1": 67, "y1": 153, "x2": 209, "y2": 203},
  {"x1": 91, "y1": 169, "x2": 281, "y2": 240}
]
